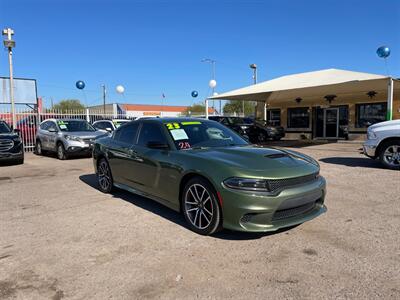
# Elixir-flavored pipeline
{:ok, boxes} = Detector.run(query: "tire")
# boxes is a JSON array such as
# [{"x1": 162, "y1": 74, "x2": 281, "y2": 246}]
[
  {"x1": 182, "y1": 177, "x2": 222, "y2": 235},
  {"x1": 57, "y1": 143, "x2": 68, "y2": 160},
  {"x1": 258, "y1": 132, "x2": 267, "y2": 143},
  {"x1": 35, "y1": 140, "x2": 43, "y2": 155},
  {"x1": 97, "y1": 158, "x2": 114, "y2": 193},
  {"x1": 379, "y1": 140, "x2": 400, "y2": 170}
]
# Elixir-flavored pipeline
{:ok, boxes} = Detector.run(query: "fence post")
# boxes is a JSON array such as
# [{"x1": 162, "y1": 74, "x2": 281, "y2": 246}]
[{"x1": 86, "y1": 108, "x2": 90, "y2": 122}]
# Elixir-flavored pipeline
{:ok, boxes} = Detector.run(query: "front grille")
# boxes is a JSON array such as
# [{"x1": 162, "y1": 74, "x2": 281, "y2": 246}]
[
  {"x1": 272, "y1": 201, "x2": 316, "y2": 221},
  {"x1": 0, "y1": 139, "x2": 14, "y2": 152},
  {"x1": 267, "y1": 173, "x2": 318, "y2": 192},
  {"x1": 82, "y1": 138, "x2": 94, "y2": 143}
]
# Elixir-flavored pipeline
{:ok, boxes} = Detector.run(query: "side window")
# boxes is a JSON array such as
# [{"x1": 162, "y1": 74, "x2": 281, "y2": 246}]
[
  {"x1": 47, "y1": 121, "x2": 58, "y2": 132},
  {"x1": 137, "y1": 123, "x2": 167, "y2": 147},
  {"x1": 94, "y1": 122, "x2": 107, "y2": 130},
  {"x1": 221, "y1": 118, "x2": 230, "y2": 125},
  {"x1": 40, "y1": 121, "x2": 49, "y2": 130},
  {"x1": 113, "y1": 123, "x2": 139, "y2": 144}
]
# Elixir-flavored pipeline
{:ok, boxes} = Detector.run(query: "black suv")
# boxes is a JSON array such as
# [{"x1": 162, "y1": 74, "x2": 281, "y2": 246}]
[
  {"x1": 208, "y1": 116, "x2": 252, "y2": 137},
  {"x1": 246, "y1": 119, "x2": 285, "y2": 143},
  {"x1": 0, "y1": 120, "x2": 24, "y2": 164}
]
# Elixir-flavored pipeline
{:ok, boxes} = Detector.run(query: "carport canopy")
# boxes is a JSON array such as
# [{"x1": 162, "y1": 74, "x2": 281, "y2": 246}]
[{"x1": 210, "y1": 68, "x2": 398, "y2": 103}]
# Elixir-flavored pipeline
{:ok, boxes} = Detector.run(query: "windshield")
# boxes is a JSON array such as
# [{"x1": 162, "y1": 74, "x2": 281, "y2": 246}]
[
  {"x1": 229, "y1": 117, "x2": 253, "y2": 125},
  {"x1": 164, "y1": 121, "x2": 248, "y2": 150},
  {"x1": 0, "y1": 122, "x2": 11, "y2": 134},
  {"x1": 57, "y1": 120, "x2": 95, "y2": 132}
]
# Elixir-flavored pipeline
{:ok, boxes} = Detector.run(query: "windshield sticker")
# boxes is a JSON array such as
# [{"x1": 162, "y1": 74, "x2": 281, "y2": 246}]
[
  {"x1": 178, "y1": 141, "x2": 191, "y2": 150},
  {"x1": 165, "y1": 123, "x2": 180, "y2": 130},
  {"x1": 59, "y1": 124, "x2": 67, "y2": 129},
  {"x1": 181, "y1": 121, "x2": 201, "y2": 125},
  {"x1": 170, "y1": 129, "x2": 188, "y2": 141},
  {"x1": 58, "y1": 121, "x2": 68, "y2": 125}
]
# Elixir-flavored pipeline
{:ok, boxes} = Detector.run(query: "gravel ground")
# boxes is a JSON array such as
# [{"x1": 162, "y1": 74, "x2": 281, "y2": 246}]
[{"x1": 0, "y1": 142, "x2": 399, "y2": 299}]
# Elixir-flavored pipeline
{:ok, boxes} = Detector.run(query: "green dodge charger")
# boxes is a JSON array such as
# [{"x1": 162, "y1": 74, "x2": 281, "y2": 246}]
[{"x1": 93, "y1": 118, "x2": 326, "y2": 235}]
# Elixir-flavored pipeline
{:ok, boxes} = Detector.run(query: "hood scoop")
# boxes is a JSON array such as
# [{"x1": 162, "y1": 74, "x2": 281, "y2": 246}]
[{"x1": 265, "y1": 153, "x2": 289, "y2": 159}]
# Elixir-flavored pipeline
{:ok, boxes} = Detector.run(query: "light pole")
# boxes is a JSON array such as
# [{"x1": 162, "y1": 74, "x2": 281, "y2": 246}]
[
  {"x1": 102, "y1": 84, "x2": 106, "y2": 115},
  {"x1": 202, "y1": 58, "x2": 219, "y2": 114},
  {"x1": 2, "y1": 28, "x2": 16, "y2": 128}
]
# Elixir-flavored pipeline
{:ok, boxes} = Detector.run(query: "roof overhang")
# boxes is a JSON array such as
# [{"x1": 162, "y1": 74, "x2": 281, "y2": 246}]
[{"x1": 210, "y1": 69, "x2": 399, "y2": 104}]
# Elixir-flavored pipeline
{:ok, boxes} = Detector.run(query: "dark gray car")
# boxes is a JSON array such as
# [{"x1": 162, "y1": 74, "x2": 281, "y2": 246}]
[{"x1": 35, "y1": 119, "x2": 107, "y2": 159}]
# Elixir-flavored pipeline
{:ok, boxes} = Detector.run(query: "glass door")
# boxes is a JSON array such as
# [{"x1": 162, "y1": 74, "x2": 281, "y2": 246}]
[{"x1": 324, "y1": 108, "x2": 339, "y2": 138}]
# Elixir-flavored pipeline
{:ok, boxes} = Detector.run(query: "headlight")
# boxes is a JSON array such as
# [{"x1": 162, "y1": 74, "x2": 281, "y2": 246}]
[
  {"x1": 223, "y1": 177, "x2": 270, "y2": 192},
  {"x1": 367, "y1": 130, "x2": 377, "y2": 140},
  {"x1": 13, "y1": 136, "x2": 21, "y2": 143},
  {"x1": 64, "y1": 135, "x2": 81, "y2": 142}
]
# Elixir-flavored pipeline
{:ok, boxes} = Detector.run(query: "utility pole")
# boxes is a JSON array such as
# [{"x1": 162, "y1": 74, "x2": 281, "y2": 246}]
[
  {"x1": 2, "y1": 28, "x2": 16, "y2": 128},
  {"x1": 102, "y1": 84, "x2": 106, "y2": 115}
]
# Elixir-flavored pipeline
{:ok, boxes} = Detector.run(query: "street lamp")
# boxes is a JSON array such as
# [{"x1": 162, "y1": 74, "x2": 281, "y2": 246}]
[
  {"x1": 248, "y1": 63, "x2": 258, "y2": 118},
  {"x1": 2, "y1": 28, "x2": 16, "y2": 128},
  {"x1": 202, "y1": 58, "x2": 219, "y2": 114}
]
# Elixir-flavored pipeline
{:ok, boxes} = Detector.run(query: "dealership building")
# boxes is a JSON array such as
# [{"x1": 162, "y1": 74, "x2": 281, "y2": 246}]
[{"x1": 211, "y1": 69, "x2": 399, "y2": 140}]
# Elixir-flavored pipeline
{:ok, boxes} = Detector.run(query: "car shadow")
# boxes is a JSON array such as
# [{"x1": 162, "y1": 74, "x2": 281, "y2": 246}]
[
  {"x1": 319, "y1": 157, "x2": 386, "y2": 169},
  {"x1": 79, "y1": 173, "x2": 296, "y2": 240}
]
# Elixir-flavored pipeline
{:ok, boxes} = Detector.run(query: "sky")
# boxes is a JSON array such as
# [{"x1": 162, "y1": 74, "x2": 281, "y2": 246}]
[{"x1": 0, "y1": 0, "x2": 399, "y2": 108}]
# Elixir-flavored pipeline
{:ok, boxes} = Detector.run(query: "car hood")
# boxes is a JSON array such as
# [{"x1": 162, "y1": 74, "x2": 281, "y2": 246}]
[
  {"x1": 0, "y1": 133, "x2": 18, "y2": 139},
  {"x1": 61, "y1": 131, "x2": 107, "y2": 139},
  {"x1": 188, "y1": 146, "x2": 319, "y2": 178},
  {"x1": 368, "y1": 119, "x2": 400, "y2": 130}
]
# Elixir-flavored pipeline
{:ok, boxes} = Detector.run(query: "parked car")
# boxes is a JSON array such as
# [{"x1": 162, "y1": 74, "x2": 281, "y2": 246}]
[
  {"x1": 93, "y1": 117, "x2": 326, "y2": 235},
  {"x1": 92, "y1": 119, "x2": 131, "y2": 133},
  {"x1": 0, "y1": 120, "x2": 24, "y2": 164},
  {"x1": 35, "y1": 119, "x2": 107, "y2": 160},
  {"x1": 363, "y1": 119, "x2": 400, "y2": 170},
  {"x1": 247, "y1": 119, "x2": 286, "y2": 143},
  {"x1": 208, "y1": 116, "x2": 252, "y2": 138}
]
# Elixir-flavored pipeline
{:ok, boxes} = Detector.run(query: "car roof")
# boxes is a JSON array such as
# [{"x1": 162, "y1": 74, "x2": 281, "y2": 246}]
[
  {"x1": 41, "y1": 118, "x2": 89, "y2": 123},
  {"x1": 139, "y1": 117, "x2": 213, "y2": 124}
]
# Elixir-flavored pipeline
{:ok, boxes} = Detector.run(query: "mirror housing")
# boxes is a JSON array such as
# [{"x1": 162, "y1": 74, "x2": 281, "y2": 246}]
[
  {"x1": 48, "y1": 127, "x2": 58, "y2": 133},
  {"x1": 13, "y1": 128, "x2": 21, "y2": 134},
  {"x1": 105, "y1": 127, "x2": 113, "y2": 133},
  {"x1": 147, "y1": 141, "x2": 169, "y2": 150}
]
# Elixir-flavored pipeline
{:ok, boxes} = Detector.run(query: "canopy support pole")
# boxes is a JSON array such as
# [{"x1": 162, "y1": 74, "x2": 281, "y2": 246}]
[
  {"x1": 264, "y1": 101, "x2": 267, "y2": 121},
  {"x1": 387, "y1": 77, "x2": 393, "y2": 120},
  {"x1": 205, "y1": 98, "x2": 209, "y2": 119}
]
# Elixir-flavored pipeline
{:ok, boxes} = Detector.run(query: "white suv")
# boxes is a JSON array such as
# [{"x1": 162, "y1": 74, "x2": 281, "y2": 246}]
[{"x1": 363, "y1": 119, "x2": 400, "y2": 170}]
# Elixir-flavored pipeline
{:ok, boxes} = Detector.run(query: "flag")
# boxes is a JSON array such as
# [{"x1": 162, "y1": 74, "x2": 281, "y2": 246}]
[{"x1": 162, "y1": 93, "x2": 166, "y2": 99}]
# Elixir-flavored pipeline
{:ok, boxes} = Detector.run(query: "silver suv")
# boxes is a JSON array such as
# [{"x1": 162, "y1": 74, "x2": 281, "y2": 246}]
[{"x1": 35, "y1": 119, "x2": 107, "y2": 160}]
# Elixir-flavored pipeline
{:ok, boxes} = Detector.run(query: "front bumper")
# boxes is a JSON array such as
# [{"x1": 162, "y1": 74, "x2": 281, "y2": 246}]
[
  {"x1": 363, "y1": 140, "x2": 377, "y2": 158},
  {"x1": 0, "y1": 143, "x2": 24, "y2": 161},
  {"x1": 219, "y1": 176, "x2": 327, "y2": 232},
  {"x1": 64, "y1": 140, "x2": 94, "y2": 154}
]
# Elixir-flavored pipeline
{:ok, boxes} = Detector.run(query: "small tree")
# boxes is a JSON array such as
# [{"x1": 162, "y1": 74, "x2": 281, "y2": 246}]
[
  {"x1": 181, "y1": 103, "x2": 208, "y2": 116},
  {"x1": 53, "y1": 99, "x2": 85, "y2": 112},
  {"x1": 223, "y1": 100, "x2": 254, "y2": 116}
]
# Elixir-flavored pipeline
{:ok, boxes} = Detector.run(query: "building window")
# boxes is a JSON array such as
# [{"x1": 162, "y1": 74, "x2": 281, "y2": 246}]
[
  {"x1": 268, "y1": 109, "x2": 281, "y2": 126},
  {"x1": 288, "y1": 107, "x2": 310, "y2": 128},
  {"x1": 356, "y1": 102, "x2": 387, "y2": 128}
]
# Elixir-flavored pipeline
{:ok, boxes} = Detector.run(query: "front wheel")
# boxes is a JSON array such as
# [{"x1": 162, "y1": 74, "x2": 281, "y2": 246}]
[
  {"x1": 35, "y1": 140, "x2": 43, "y2": 155},
  {"x1": 57, "y1": 143, "x2": 68, "y2": 160},
  {"x1": 97, "y1": 158, "x2": 114, "y2": 193},
  {"x1": 182, "y1": 177, "x2": 222, "y2": 235},
  {"x1": 379, "y1": 140, "x2": 400, "y2": 170}
]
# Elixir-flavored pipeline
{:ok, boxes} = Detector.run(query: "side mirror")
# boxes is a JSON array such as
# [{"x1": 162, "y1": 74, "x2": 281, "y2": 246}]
[
  {"x1": 48, "y1": 127, "x2": 57, "y2": 133},
  {"x1": 105, "y1": 127, "x2": 113, "y2": 133},
  {"x1": 147, "y1": 141, "x2": 169, "y2": 150},
  {"x1": 13, "y1": 128, "x2": 21, "y2": 134}
]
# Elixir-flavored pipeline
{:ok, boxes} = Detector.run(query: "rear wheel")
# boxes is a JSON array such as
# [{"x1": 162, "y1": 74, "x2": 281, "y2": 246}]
[
  {"x1": 57, "y1": 143, "x2": 67, "y2": 160},
  {"x1": 182, "y1": 177, "x2": 222, "y2": 235},
  {"x1": 97, "y1": 158, "x2": 114, "y2": 193},
  {"x1": 379, "y1": 140, "x2": 400, "y2": 170}
]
